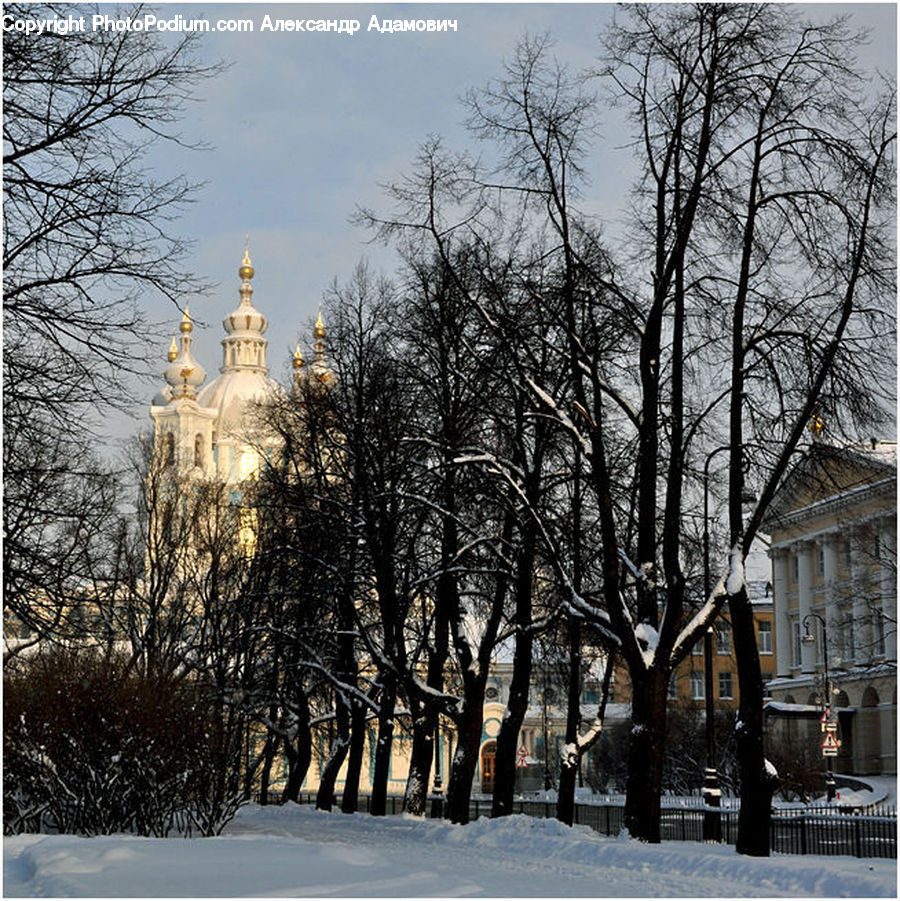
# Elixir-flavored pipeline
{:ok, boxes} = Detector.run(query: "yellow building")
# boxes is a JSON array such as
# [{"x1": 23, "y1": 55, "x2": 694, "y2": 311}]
[
  {"x1": 255, "y1": 660, "x2": 627, "y2": 800},
  {"x1": 668, "y1": 583, "x2": 776, "y2": 710}
]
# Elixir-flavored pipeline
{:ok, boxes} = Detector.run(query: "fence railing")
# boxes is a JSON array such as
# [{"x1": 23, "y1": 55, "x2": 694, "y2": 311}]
[{"x1": 275, "y1": 792, "x2": 896, "y2": 859}]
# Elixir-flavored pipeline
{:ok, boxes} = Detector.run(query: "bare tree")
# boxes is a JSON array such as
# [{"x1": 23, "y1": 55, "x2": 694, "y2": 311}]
[
  {"x1": 3, "y1": 2, "x2": 220, "y2": 639},
  {"x1": 364, "y1": 7, "x2": 893, "y2": 854}
]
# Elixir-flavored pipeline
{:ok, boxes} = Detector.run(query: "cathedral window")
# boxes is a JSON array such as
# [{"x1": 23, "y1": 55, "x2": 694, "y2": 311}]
[
  {"x1": 164, "y1": 432, "x2": 175, "y2": 467},
  {"x1": 240, "y1": 446, "x2": 260, "y2": 481},
  {"x1": 238, "y1": 507, "x2": 258, "y2": 557},
  {"x1": 194, "y1": 434, "x2": 204, "y2": 468}
]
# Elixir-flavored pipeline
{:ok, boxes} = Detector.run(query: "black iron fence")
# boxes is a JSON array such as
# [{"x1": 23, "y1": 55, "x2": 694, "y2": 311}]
[{"x1": 279, "y1": 792, "x2": 896, "y2": 859}]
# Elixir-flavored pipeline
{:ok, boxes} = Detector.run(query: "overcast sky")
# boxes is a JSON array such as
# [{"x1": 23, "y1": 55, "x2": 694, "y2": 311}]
[{"x1": 81, "y1": 1, "x2": 896, "y2": 445}]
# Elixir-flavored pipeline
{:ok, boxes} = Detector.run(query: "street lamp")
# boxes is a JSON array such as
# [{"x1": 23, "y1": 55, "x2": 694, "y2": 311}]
[
  {"x1": 541, "y1": 679, "x2": 553, "y2": 791},
  {"x1": 701, "y1": 445, "x2": 757, "y2": 841},
  {"x1": 801, "y1": 613, "x2": 836, "y2": 802},
  {"x1": 701, "y1": 445, "x2": 731, "y2": 842},
  {"x1": 431, "y1": 717, "x2": 444, "y2": 818}
]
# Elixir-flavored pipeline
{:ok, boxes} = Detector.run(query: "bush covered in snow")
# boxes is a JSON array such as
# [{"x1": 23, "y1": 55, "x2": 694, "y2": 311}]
[{"x1": 4, "y1": 648, "x2": 243, "y2": 837}]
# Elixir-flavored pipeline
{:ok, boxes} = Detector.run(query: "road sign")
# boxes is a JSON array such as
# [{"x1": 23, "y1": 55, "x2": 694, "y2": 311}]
[
  {"x1": 516, "y1": 745, "x2": 528, "y2": 768},
  {"x1": 822, "y1": 733, "x2": 840, "y2": 757}
]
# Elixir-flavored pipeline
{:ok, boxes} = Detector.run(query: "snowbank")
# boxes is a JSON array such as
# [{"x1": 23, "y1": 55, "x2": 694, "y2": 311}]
[{"x1": 4, "y1": 804, "x2": 896, "y2": 897}]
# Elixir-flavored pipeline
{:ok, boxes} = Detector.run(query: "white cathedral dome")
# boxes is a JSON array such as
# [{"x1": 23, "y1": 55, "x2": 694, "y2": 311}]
[{"x1": 197, "y1": 369, "x2": 282, "y2": 432}]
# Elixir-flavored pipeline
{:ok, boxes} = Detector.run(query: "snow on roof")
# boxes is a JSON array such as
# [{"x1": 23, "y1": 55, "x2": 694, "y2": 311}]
[{"x1": 764, "y1": 701, "x2": 856, "y2": 716}]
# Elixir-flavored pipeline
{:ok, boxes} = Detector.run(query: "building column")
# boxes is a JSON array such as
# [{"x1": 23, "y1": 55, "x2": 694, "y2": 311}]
[
  {"x1": 880, "y1": 519, "x2": 897, "y2": 662},
  {"x1": 822, "y1": 534, "x2": 839, "y2": 666},
  {"x1": 797, "y1": 541, "x2": 815, "y2": 674},
  {"x1": 772, "y1": 548, "x2": 792, "y2": 677},
  {"x1": 850, "y1": 530, "x2": 871, "y2": 665}
]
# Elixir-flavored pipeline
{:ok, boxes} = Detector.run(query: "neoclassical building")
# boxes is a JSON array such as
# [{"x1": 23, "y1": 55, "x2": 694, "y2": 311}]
[
  {"x1": 273, "y1": 659, "x2": 625, "y2": 799},
  {"x1": 763, "y1": 439, "x2": 897, "y2": 775}
]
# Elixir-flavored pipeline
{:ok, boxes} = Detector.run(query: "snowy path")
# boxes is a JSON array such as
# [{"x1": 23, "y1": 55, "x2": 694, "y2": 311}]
[{"x1": 4, "y1": 804, "x2": 896, "y2": 897}]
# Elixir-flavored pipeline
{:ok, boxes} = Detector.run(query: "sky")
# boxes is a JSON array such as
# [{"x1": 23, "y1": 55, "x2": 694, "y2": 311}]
[{"x1": 48, "y1": 1, "x2": 899, "y2": 446}]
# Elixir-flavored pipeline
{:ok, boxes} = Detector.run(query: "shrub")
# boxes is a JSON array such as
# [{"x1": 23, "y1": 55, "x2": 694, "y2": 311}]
[{"x1": 4, "y1": 648, "x2": 243, "y2": 836}]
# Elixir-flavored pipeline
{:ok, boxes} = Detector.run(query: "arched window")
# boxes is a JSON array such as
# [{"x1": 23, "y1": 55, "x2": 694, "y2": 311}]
[
  {"x1": 164, "y1": 432, "x2": 175, "y2": 466},
  {"x1": 194, "y1": 434, "x2": 204, "y2": 468}
]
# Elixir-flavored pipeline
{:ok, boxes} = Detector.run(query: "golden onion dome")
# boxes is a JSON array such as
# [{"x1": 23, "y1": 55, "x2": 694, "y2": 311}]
[
  {"x1": 167, "y1": 336, "x2": 178, "y2": 362},
  {"x1": 239, "y1": 247, "x2": 255, "y2": 282}
]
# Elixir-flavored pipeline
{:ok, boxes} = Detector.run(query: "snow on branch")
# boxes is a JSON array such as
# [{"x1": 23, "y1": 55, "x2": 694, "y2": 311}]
[
  {"x1": 617, "y1": 548, "x2": 642, "y2": 580},
  {"x1": 523, "y1": 377, "x2": 592, "y2": 458},
  {"x1": 670, "y1": 544, "x2": 745, "y2": 661},
  {"x1": 634, "y1": 621, "x2": 659, "y2": 669}
]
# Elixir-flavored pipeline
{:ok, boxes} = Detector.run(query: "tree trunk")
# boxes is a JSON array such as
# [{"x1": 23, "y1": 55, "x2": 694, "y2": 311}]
[
  {"x1": 281, "y1": 738, "x2": 311, "y2": 803},
  {"x1": 370, "y1": 677, "x2": 396, "y2": 816},
  {"x1": 257, "y1": 722, "x2": 279, "y2": 806},
  {"x1": 556, "y1": 616, "x2": 582, "y2": 826},
  {"x1": 492, "y1": 518, "x2": 537, "y2": 818},
  {"x1": 281, "y1": 692, "x2": 313, "y2": 803},
  {"x1": 491, "y1": 628, "x2": 532, "y2": 817},
  {"x1": 445, "y1": 677, "x2": 487, "y2": 825},
  {"x1": 340, "y1": 703, "x2": 367, "y2": 814},
  {"x1": 316, "y1": 701, "x2": 350, "y2": 811},
  {"x1": 623, "y1": 667, "x2": 668, "y2": 842},
  {"x1": 403, "y1": 706, "x2": 434, "y2": 815},
  {"x1": 730, "y1": 585, "x2": 778, "y2": 855}
]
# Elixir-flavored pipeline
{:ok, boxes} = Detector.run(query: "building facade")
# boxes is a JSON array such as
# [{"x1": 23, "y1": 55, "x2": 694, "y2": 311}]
[
  {"x1": 763, "y1": 440, "x2": 897, "y2": 775},
  {"x1": 263, "y1": 659, "x2": 628, "y2": 800},
  {"x1": 668, "y1": 581, "x2": 776, "y2": 711}
]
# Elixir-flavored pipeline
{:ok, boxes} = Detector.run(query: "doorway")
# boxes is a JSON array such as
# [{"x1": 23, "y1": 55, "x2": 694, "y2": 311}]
[{"x1": 481, "y1": 741, "x2": 497, "y2": 794}]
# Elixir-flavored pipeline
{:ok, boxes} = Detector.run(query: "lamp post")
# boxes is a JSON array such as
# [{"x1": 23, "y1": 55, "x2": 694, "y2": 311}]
[
  {"x1": 802, "y1": 612, "x2": 836, "y2": 802},
  {"x1": 541, "y1": 678, "x2": 553, "y2": 791},
  {"x1": 701, "y1": 446, "x2": 730, "y2": 842},
  {"x1": 431, "y1": 717, "x2": 444, "y2": 818},
  {"x1": 701, "y1": 445, "x2": 757, "y2": 838}
]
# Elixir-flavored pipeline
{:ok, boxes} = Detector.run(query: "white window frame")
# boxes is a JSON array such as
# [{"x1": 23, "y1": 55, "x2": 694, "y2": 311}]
[
  {"x1": 716, "y1": 622, "x2": 731, "y2": 655},
  {"x1": 690, "y1": 671, "x2": 705, "y2": 700},
  {"x1": 718, "y1": 671, "x2": 734, "y2": 700}
]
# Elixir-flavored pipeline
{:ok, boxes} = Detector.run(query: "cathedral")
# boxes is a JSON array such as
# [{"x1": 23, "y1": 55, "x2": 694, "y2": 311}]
[{"x1": 149, "y1": 246, "x2": 328, "y2": 479}]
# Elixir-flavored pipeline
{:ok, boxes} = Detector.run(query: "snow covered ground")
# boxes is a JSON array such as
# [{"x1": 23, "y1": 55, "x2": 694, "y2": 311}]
[
  {"x1": 520, "y1": 775, "x2": 897, "y2": 810},
  {"x1": 4, "y1": 804, "x2": 896, "y2": 898}
]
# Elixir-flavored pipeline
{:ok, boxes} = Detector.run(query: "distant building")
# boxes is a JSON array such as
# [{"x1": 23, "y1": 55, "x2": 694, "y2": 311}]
[
  {"x1": 762, "y1": 440, "x2": 897, "y2": 775},
  {"x1": 271, "y1": 658, "x2": 629, "y2": 799},
  {"x1": 668, "y1": 580, "x2": 776, "y2": 710},
  {"x1": 150, "y1": 247, "x2": 330, "y2": 483}
]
